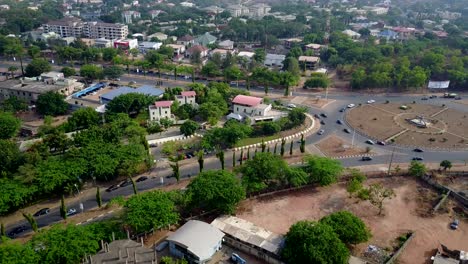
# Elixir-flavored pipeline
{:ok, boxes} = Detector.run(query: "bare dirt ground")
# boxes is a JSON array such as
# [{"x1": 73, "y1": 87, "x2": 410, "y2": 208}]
[
  {"x1": 289, "y1": 96, "x2": 334, "y2": 109},
  {"x1": 346, "y1": 103, "x2": 468, "y2": 149},
  {"x1": 236, "y1": 178, "x2": 467, "y2": 264},
  {"x1": 17, "y1": 112, "x2": 69, "y2": 127},
  {"x1": 316, "y1": 135, "x2": 370, "y2": 157}
]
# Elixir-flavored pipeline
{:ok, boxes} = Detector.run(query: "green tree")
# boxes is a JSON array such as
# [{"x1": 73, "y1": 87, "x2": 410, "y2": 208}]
[
  {"x1": 0, "y1": 112, "x2": 21, "y2": 139},
  {"x1": 7, "y1": 65, "x2": 18, "y2": 79},
  {"x1": 408, "y1": 160, "x2": 426, "y2": 177},
  {"x1": 282, "y1": 221, "x2": 350, "y2": 264},
  {"x1": 232, "y1": 151, "x2": 236, "y2": 167},
  {"x1": 0, "y1": 223, "x2": 5, "y2": 236},
  {"x1": 283, "y1": 57, "x2": 300, "y2": 75},
  {"x1": 274, "y1": 143, "x2": 278, "y2": 154},
  {"x1": 1, "y1": 96, "x2": 27, "y2": 112},
  {"x1": 289, "y1": 141, "x2": 293, "y2": 155},
  {"x1": 102, "y1": 48, "x2": 118, "y2": 62},
  {"x1": 300, "y1": 134, "x2": 305, "y2": 153},
  {"x1": 106, "y1": 93, "x2": 153, "y2": 115},
  {"x1": 103, "y1": 65, "x2": 124, "y2": 80},
  {"x1": 130, "y1": 176, "x2": 137, "y2": 195},
  {"x1": 5, "y1": 43, "x2": 26, "y2": 76},
  {"x1": 254, "y1": 49, "x2": 266, "y2": 63},
  {"x1": 60, "y1": 67, "x2": 76, "y2": 77},
  {"x1": 197, "y1": 151, "x2": 204, "y2": 173},
  {"x1": 201, "y1": 61, "x2": 221, "y2": 77},
  {"x1": 320, "y1": 211, "x2": 371, "y2": 244},
  {"x1": 36, "y1": 92, "x2": 68, "y2": 116},
  {"x1": 60, "y1": 195, "x2": 67, "y2": 220},
  {"x1": 304, "y1": 73, "x2": 330, "y2": 89},
  {"x1": 180, "y1": 120, "x2": 198, "y2": 136},
  {"x1": 66, "y1": 107, "x2": 100, "y2": 131},
  {"x1": 366, "y1": 183, "x2": 395, "y2": 215},
  {"x1": 124, "y1": 190, "x2": 179, "y2": 233},
  {"x1": 440, "y1": 160, "x2": 452, "y2": 170},
  {"x1": 240, "y1": 149, "x2": 244, "y2": 165},
  {"x1": 303, "y1": 155, "x2": 343, "y2": 186},
  {"x1": 96, "y1": 187, "x2": 102, "y2": 208},
  {"x1": 80, "y1": 64, "x2": 104, "y2": 81},
  {"x1": 0, "y1": 238, "x2": 39, "y2": 263},
  {"x1": 186, "y1": 170, "x2": 245, "y2": 214},
  {"x1": 24, "y1": 58, "x2": 51, "y2": 77},
  {"x1": 280, "y1": 138, "x2": 286, "y2": 156},
  {"x1": 216, "y1": 149, "x2": 225, "y2": 170},
  {"x1": 22, "y1": 212, "x2": 38, "y2": 232},
  {"x1": 170, "y1": 161, "x2": 180, "y2": 182}
]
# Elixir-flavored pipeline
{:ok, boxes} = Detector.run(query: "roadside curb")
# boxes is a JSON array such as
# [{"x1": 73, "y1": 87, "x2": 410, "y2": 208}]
[{"x1": 75, "y1": 209, "x2": 118, "y2": 226}]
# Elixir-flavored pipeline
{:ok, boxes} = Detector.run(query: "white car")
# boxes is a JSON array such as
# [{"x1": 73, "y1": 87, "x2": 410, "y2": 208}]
[
  {"x1": 347, "y1": 104, "x2": 355, "y2": 108},
  {"x1": 287, "y1": 103, "x2": 297, "y2": 108},
  {"x1": 367, "y1": 100, "x2": 375, "y2": 104}
]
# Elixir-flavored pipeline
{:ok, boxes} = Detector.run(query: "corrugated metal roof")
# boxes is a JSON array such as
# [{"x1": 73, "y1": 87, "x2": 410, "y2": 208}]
[
  {"x1": 232, "y1": 95, "x2": 262, "y2": 107},
  {"x1": 100, "y1": 86, "x2": 164, "y2": 101}
]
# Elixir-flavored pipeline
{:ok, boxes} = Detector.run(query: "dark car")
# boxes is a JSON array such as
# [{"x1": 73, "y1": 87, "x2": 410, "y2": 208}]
[
  {"x1": 421, "y1": 97, "x2": 428, "y2": 100},
  {"x1": 361, "y1": 156, "x2": 373, "y2": 161},
  {"x1": 317, "y1": 129, "x2": 325, "y2": 135},
  {"x1": 136, "y1": 176, "x2": 148, "y2": 182},
  {"x1": 336, "y1": 120, "x2": 343, "y2": 125},
  {"x1": 314, "y1": 114, "x2": 320, "y2": 119},
  {"x1": 365, "y1": 139, "x2": 375, "y2": 145},
  {"x1": 429, "y1": 95, "x2": 437, "y2": 99},
  {"x1": 454, "y1": 96, "x2": 462, "y2": 100},
  {"x1": 377, "y1": 141, "x2": 386, "y2": 146},
  {"x1": 8, "y1": 225, "x2": 27, "y2": 238},
  {"x1": 413, "y1": 148, "x2": 424, "y2": 152},
  {"x1": 412, "y1": 157, "x2": 424, "y2": 161},
  {"x1": 339, "y1": 108, "x2": 346, "y2": 112},
  {"x1": 119, "y1": 179, "x2": 132, "y2": 187},
  {"x1": 320, "y1": 120, "x2": 325, "y2": 125},
  {"x1": 320, "y1": 113, "x2": 328, "y2": 118},
  {"x1": 106, "y1": 185, "x2": 119, "y2": 192},
  {"x1": 33, "y1": 208, "x2": 50, "y2": 217},
  {"x1": 450, "y1": 219, "x2": 459, "y2": 230},
  {"x1": 343, "y1": 128, "x2": 351, "y2": 134}
]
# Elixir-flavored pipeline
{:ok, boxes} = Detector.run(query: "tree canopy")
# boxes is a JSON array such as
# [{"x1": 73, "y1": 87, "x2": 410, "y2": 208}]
[
  {"x1": 0, "y1": 112, "x2": 21, "y2": 139},
  {"x1": 24, "y1": 58, "x2": 51, "y2": 77},
  {"x1": 319, "y1": 211, "x2": 371, "y2": 244},
  {"x1": 180, "y1": 120, "x2": 198, "y2": 136},
  {"x1": 303, "y1": 155, "x2": 343, "y2": 186},
  {"x1": 186, "y1": 170, "x2": 245, "y2": 214},
  {"x1": 36, "y1": 92, "x2": 68, "y2": 116}
]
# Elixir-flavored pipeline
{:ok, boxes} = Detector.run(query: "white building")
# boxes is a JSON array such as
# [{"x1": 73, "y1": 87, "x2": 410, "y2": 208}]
[
  {"x1": 138, "y1": 41, "x2": 162, "y2": 53},
  {"x1": 167, "y1": 44, "x2": 186, "y2": 56},
  {"x1": 176, "y1": 91, "x2": 196, "y2": 106},
  {"x1": 148, "y1": 32, "x2": 168, "y2": 41},
  {"x1": 149, "y1": 101, "x2": 174, "y2": 122},
  {"x1": 180, "y1": 1, "x2": 195, "y2": 8},
  {"x1": 248, "y1": 3, "x2": 271, "y2": 18},
  {"x1": 342, "y1": 29, "x2": 361, "y2": 39},
  {"x1": 113, "y1": 39, "x2": 138, "y2": 50},
  {"x1": 218, "y1": 40, "x2": 234, "y2": 50},
  {"x1": 232, "y1": 95, "x2": 271, "y2": 117},
  {"x1": 237, "y1": 51, "x2": 255, "y2": 62},
  {"x1": 122, "y1": 11, "x2": 141, "y2": 24},
  {"x1": 264, "y1": 54, "x2": 286, "y2": 68}
]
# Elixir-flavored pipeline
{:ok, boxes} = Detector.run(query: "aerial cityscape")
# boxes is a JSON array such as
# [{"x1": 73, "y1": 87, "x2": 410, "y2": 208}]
[{"x1": 0, "y1": 0, "x2": 466, "y2": 263}]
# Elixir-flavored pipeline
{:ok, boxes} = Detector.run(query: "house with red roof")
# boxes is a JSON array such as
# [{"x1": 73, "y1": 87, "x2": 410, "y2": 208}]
[
  {"x1": 176, "y1": 91, "x2": 197, "y2": 106},
  {"x1": 149, "y1": 100, "x2": 174, "y2": 122},
  {"x1": 232, "y1": 95, "x2": 272, "y2": 117}
]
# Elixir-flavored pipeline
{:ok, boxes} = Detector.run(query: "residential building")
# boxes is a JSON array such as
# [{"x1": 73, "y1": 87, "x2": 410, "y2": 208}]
[
  {"x1": 212, "y1": 216, "x2": 284, "y2": 264},
  {"x1": 264, "y1": 53, "x2": 286, "y2": 68},
  {"x1": 227, "y1": 5, "x2": 249, "y2": 17},
  {"x1": 248, "y1": 3, "x2": 271, "y2": 18},
  {"x1": 186, "y1": 45, "x2": 209, "y2": 58},
  {"x1": 113, "y1": 39, "x2": 138, "y2": 50},
  {"x1": 232, "y1": 95, "x2": 272, "y2": 117},
  {"x1": 149, "y1": 10, "x2": 163, "y2": 19},
  {"x1": 362, "y1": 6, "x2": 388, "y2": 15},
  {"x1": 305, "y1": 43, "x2": 322, "y2": 55},
  {"x1": 284, "y1": 38, "x2": 302, "y2": 49},
  {"x1": 86, "y1": 239, "x2": 155, "y2": 264},
  {"x1": 138, "y1": 41, "x2": 162, "y2": 53},
  {"x1": 122, "y1": 11, "x2": 141, "y2": 24},
  {"x1": 43, "y1": 18, "x2": 128, "y2": 40},
  {"x1": 40, "y1": 71, "x2": 64, "y2": 82},
  {"x1": 176, "y1": 35, "x2": 195, "y2": 47},
  {"x1": 218, "y1": 39, "x2": 234, "y2": 50},
  {"x1": 100, "y1": 85, "x2": 163, "y2": 104},
  {"x1": 298, "y1": 56, "x2": 320, "y2": 70},
  {"x1": 194, "y1": 32, "x2": 217, "y2": 46},
  {"x1": 167, "y1": 44, "x2": 186, "y2": 56},
  {"x1": 437, "y1": 11, "x2": 462, "y2": 20},
  {"x1": 392, "y1": 27, "x2": 417, "y2": 40},
  {"x1": 342, "y1": 29, "x2": 361, "y2": 39},
  {"x1": 149, "y1": 100, "x2": 173, "y2": 121},
  {"x1": 237, "y1": 51, "x2": 255, "y2": 62},
  {"x1": 203, "y1": 6, "x2": 225, "y2": 15},
  {"x1": 148, "y1": 32, "x2": 168, "y2": 41},
  {"x1": 166, "y1": 220, "x2": 224, "y2": 264},
  {"x1": 94, "y1": 38, "x2": 112, "y2": 48},
  {"x1": 0, "y1": 77, "x2": 84, "y2": 103},
  {"x1": 180, "y1": 1, "x2": 195, "y2": 8},
  {"x1": 210, "y1": 49, "x2": 232, "y2": 59},
  {"x1": 378, "y1": 29, "x2": 398, "y2": 40},
  {"x1": 176, "y1": 91, "x2": 196, "y2": 106}
]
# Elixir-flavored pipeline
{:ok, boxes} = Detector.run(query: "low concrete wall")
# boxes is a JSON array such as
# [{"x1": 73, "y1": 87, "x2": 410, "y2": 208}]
[
  {"x1": 222, "y1": 235, "x2": 284, "y2": 264},
  {"x1": 385, "y1": 232, "x2": 415, "y2": 264},
  {"x1": 421, "y1": 175, "x2": 468, "y2": 209}
]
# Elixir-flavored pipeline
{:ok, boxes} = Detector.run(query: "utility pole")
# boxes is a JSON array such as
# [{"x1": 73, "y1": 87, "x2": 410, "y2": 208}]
[{"x1": 387, "y1": 146, "x2": 396, "y2": 175}]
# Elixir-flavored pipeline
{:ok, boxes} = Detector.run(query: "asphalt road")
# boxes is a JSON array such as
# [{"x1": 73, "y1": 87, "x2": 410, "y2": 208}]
[{"x1": 2, "y1": 59, "x2": 468, "y2": 237}]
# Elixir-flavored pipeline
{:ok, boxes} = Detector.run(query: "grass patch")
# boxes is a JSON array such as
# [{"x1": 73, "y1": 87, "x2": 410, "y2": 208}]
[{"x1": 235, "y1": 135, "x2": 279, "y2": 147}]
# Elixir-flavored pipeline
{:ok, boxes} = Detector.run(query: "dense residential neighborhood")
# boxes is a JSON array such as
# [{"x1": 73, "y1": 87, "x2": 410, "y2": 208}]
[{"x1": 0, "y1": 0, "x2": 467, "y2": 263}]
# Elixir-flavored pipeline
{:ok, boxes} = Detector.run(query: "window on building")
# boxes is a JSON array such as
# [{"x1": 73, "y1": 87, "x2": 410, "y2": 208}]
[
  {"x1": 165, "y1": 111, "x2": 167, "y2": 114},
  {"x1": 244, "y1": 109, "x2": 246, "y2": 113}
]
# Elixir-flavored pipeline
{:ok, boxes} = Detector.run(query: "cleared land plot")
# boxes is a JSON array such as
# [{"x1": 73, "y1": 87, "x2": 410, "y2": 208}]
[
  {"x1": 434, "y1": 109, "x2": 468, "y2": 139},
  {"x1": 316, "y1": 135, "x2": 370, "y2": 157},
  {"x1": 236, "y1": 178, "x2": 467, "y2": 264},
  {"x1": 394, "y1": 130, "x2": 467, "y2": 149},
  {"x1": 375, "y1": 103, "x2": 444, "y2": 116},
  {"x1": 346, "y1": 105, "x2": 403, "y2": 139}
]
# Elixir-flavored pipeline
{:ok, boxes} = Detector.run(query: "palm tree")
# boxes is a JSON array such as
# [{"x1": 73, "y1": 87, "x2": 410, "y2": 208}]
[
  {"x1": 96, "y1": 187, "x2": 102, "y2": 208},
  {"x1": 5, "y1": 43, "x2": 25, "y2": 76},
  {"x1": 60, "y1": 195, "x2": 67, "y2": 220},
  {"x1": 216, "y1": 149, "x2": 225, "y2": 170},
  {"x1": 197, "y1": 151, "x2": 204, "y2": 172},
  {"x1": 7, "y1": 66, "x2": 18, "y2": 79},
  {"x1": 22, "y1": 212, "x2": 38, "y2": 232}
]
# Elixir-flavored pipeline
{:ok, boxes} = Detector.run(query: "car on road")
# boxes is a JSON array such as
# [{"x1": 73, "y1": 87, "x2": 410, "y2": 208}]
[
  {"x1": 33, "y1": 208, "x2": 50, "y2": 217},
  {"x1": 237, "y1": 156, "x2": 248, "y2": 161},
  {"x1": 361, "y1": 156, "x2": 373, "y2": 161},
  {"x1": 365, "y1": 140, "x2": 375, "y2": 145},
  {"x1": 119, "y1": 179, "x2": 132, "y2": 187},
  {"x1": 136, "y1": 176, "x2": 148, "y2": 182},
  {"x1": 66, "y1": 208, "x2": 77, "y2": 216},
  {"x1": 287, "y1": 103, "x2": 297, "y2": 108},
  {"x1": 450, "y1": 219, "x2": 459, "y2": 230},
  {"x1": 8, "y1": 225, "x2": 27, "y2": 238},
  {"x1": 320, "y1": 113, "x2": 328, "y2": 118},
  {"x1": 343, "y1": 128, "x2": 351, "y2": 134},
  {"x1": 412, "y1": 157, "x2": 424, "y2": 161},
  {"x1": 347, "y1": 104, "x2": 355, "y2": 108},
  {"x1": 339, "y1": 108, "x2": 346, "y2": 112},
  {"x1": 454, "y1": 96, "x2": 462, "y2": 100},
  {"x1": 429, "y1": 95, "x2": 437, "y2": 99},
  {"x1": 105, "y1": 185, "x2": 119, "y2": 192},
  {"x1": 413, "y1": 148, "x2": 424, "y2": 152},
  {"x1": 377, "y1": 141, "x2": 386, "y2": 146},
  {"x1": 336, "y1": 120, "x2": 343, "y2": 125},
  {"x1": 367, "y1": 100, "x2": 376, "y2": 104},
  {"x1": 320, "y1": 120, "x2": 325, "y2": 125},
  {"x1": 421, "y1": 97, "x2": 428, "y2": 100},
  {"x1": 317, "y1": 129, "x2": 325, "y2": 135},
  {"x1": 314, "y1": 114, "x2": 320, "y2": 119}
]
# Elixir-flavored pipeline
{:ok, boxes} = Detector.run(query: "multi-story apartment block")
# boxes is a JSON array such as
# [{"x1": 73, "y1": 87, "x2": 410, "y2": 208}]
[
  {"x1": 43, "y1": 18, "x2": 128, "y2": 40},
  {"x1": 122, "y1": 11, "x2": 141, "y2": 24}
]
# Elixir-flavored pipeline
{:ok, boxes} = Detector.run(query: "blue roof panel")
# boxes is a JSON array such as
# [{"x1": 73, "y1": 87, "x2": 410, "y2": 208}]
[{"x1": 100, "y1": 86, "x2": 164, "y2": 101}]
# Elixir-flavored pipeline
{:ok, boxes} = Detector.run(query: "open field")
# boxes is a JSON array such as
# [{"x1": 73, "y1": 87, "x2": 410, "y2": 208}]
[
  {"x1": 236, "y1": 178, "x2": 467, "y2": 264},
  {"x1": 346, "y1": 103, "x2": 468, "y2": 149},
  {"x1": 316, "y1": 135, "x2": 370, "y2": 157}
]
